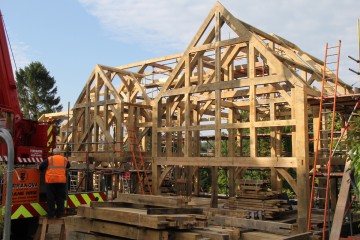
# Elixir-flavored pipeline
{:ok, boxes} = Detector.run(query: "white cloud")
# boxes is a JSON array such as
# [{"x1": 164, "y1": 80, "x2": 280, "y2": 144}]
[
  {"x1": 78, "y1": 0, "x2": 360, "y2": 84},
  {"x1": 78, "y1": 0, "x2": 215, "y2": 51},
  {"x1": 10, "y1": 41, "x2": 31, "y2": 71}
]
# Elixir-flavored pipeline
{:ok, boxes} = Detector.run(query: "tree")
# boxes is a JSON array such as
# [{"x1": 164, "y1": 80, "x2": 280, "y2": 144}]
[
  {"x1": 15, "y1": 62, "x2": 62, "y2": 119},
  {"x1": 347, "y1": 111, "x2": 360, "y2": 193}
]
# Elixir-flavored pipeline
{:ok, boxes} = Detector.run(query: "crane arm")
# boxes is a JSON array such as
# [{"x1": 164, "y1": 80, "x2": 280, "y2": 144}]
[{"x1": 0, "y1": 11, "x2": 22, "y2": 120}]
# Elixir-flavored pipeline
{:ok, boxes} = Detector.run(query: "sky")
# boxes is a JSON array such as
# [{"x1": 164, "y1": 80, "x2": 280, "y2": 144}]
[{"x1": 2, "y1": 0, "x2": 359, "y2": 112}]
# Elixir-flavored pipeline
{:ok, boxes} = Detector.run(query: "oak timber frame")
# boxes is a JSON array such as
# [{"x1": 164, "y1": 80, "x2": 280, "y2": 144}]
[{"x1": 41, "y1": 2, "x2": 353, "y2": 232}]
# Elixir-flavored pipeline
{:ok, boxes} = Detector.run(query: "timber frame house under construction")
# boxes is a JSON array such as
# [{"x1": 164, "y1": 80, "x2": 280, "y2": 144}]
[{"x1": 41, "y1": 2, "x2": 357, "y2": 233}]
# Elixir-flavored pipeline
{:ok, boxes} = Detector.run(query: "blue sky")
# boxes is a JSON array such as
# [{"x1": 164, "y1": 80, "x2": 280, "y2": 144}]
[{"x1": 2, "y1": 0, "x2": 359, "y2": 111}]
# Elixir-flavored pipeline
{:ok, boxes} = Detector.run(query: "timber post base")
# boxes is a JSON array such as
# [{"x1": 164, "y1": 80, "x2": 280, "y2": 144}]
[{"x1": 33, "y1": 217, "x2": 66, "y2": 240}]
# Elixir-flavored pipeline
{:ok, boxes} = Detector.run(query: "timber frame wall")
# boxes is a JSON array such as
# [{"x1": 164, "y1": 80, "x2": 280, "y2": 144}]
[{"x1": 41, "y1": 2, "x2": 353, "y2": 232}]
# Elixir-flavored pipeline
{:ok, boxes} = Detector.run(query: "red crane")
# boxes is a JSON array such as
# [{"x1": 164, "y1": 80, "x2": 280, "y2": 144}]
[
  {"x1": 0, "y1": 10, "x2": 57, "y2": 229},
  {"x1": 0, "y1": 11, "x2": 56, "y2": 164}
]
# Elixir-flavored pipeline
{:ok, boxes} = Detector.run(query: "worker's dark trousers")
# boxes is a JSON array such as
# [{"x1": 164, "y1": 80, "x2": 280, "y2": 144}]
[{"x1": 46, "y1": 183, "x2": 66, "y2": 217}]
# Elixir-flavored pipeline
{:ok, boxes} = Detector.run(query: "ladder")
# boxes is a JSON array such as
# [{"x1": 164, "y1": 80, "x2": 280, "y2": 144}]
[
  {"x1": 120, "y1": 172, "x2": 130, "y2": 193},
  {"x1": 308, "y1": 41, "x2": 342, "y2": 238},
  {"x1": 69, "y1": 171, "x2": 78, "y2": 192},
  {"x1": 93, "y1": 172, "x2": 102, "y2": 191},
  {"x1": 126, "y1": 127, "x2": 152, "y2": 194}
]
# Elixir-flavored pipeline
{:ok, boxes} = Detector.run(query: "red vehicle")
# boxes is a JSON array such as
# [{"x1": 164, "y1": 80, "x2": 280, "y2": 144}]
[{"x1": 0, "y1": 9, "x2": 56, "y2": 196}]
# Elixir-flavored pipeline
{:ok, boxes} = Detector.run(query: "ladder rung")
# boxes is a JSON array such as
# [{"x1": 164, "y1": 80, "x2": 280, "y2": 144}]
[
  {"x1": 314, "y1": 174, "x2": 327, "y2": 178},
  {"x1": 333, "y1": 149, "x2": 347, "y2": 152},
  {"x1": 327, "y1": 53, "x2": 338, "y2": 56},
  {"x1": 327, "y1": 46, "x2": 339, "y2": 49},
  {"x1": 312, "y1": 208, "x2": 326, "y2": 211},
  {"x1": 326, "y1": 61, "x2": 337, "y2": 64}
]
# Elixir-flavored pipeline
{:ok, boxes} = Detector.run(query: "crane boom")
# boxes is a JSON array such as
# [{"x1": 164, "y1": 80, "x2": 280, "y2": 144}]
[{"x1": 0, "y1": 11, "x2": 22, "y2": 121}]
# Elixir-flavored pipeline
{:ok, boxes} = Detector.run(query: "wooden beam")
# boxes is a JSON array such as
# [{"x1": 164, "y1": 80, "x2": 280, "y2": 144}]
[
  {"x1": 156, "y1": 156, "x2": 297, "y2": 168},
  {"x1": 66, "y1": 216, "x2": 170, "y2": 240},
  {"x1": 113, "y1": 193, "x2": 188, "y2": 208},
  {"x1": 276, "y1": 168, "x2": 298, "y2": 195},
  {"x1": 329, "y1": 160, "x2": 352, "y2": 240},
  {"x1": 210, "y1": 215, "x2": 296, "y2": 235},
  {"x1": 294, "y1": 85, "x2": 309, "y2": 232}
]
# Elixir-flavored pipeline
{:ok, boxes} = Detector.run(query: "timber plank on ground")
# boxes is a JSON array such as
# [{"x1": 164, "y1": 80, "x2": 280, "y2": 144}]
[
  {"x1": 241, "y1": 231, "x2": 311, "y2": 240},
  {"x1": 77, "y1": 205, "x2": 198, "y2": 229},
  {"x1": 67, "y1": 231, "x2": 123, "y2": 240},
  {"x1": 241, "y1": 231, "x2": 287, "y2": 240},
  {"x1": 205, "y1": 207, "x2": 250, "y2": 218},
  {"x1": 147, "y1": 207, "x2": 203, "y2": 215},
  {"x1": 114, "y1": 193, "x2": 189, "y2": 208},
  {"x1": 210, "y1": 215, "x2": 297, "y2": 236},
  {"x1": 65, "y1": 216, "x2": 170, "y2": 240},
  {"x1": 172, "y1": 232, "x2": 209, "y2": 240},
  {"x1": 193, "y1": 226, "x2": 241, "y2": 240}
]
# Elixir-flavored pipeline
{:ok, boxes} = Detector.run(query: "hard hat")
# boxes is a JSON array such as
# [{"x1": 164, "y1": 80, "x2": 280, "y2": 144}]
[{"x1": 53, "y1": 148, "x2": 61, "y2": 154}]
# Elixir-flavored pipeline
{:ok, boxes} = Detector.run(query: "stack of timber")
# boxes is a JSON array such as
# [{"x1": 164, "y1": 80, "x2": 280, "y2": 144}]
[
  {"x1": 66, "y1": 194, "x2": 240, "y2": 240},
  {"x1": 236, "y1": 180, "x2": 278, "y2": 199},
  {"x1": 223, "y1": 180, "x2": 292, "y2": 219}
]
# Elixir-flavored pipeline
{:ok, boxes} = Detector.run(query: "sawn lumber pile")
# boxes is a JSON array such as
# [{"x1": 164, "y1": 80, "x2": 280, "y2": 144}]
[
  {"x1": 66, "y1": 194, "x2": 240, "y2": 240},
  {"x1": 224, "y1": 180, "x2": 292, "y2": 219}
]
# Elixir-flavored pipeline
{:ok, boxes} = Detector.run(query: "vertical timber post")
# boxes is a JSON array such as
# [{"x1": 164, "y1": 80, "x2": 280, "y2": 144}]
[
  {"x1": 295, "y1": 85, "x2": 309, "y2": 232},
  {"x1": 184, "y1": 52, "x2": 192, "y2": 197},
  {"x1": 152, "y1": 100, "x2": 161, "y2": 194},
  {"x1": 211, "y1": 9, "x2": 221, "y2": 208}
]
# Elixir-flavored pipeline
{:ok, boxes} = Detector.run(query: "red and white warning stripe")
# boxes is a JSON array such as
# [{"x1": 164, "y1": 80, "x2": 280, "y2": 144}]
[
  {"x1": 0, "y1": 156, "x2": 44, "y2": 163},
  {"x1": 0, "y1": 156, "x2": 8, "y2": 162},
  {"x1": 17, "y1": 157, "x2": 44, "y2": 163}
]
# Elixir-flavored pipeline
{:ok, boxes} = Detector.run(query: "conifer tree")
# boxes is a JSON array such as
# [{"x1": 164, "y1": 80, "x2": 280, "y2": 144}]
[{"x1": 15, "y1": 62, "x2": 62, "y2": 120}]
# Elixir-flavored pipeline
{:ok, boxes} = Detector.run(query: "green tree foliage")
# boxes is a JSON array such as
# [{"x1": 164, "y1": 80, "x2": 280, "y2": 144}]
[
  {"x1": 199, "y1": 168, "x2": 211, "y2": 193},
  {"x1": 347, "y1": 111, "x2": 360, "y2": 192},
  {"x1": 15, "y1": 62, "x2": 62, "y2": 120}
]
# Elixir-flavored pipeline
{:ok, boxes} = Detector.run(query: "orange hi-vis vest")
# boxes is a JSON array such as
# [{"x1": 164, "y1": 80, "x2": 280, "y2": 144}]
[{"x1": 45, "y1": 155, "x2": 68, "y2": 183}]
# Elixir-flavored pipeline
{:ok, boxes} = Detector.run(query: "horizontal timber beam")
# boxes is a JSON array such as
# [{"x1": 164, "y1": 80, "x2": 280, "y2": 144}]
[
  {"x1": 158, "y1": 119, "x2": 295, "y2": 132},
  {"x1": 161, "y1": 74, "x2": 287, "y2": 97},
  {"x1": 155, "y1": 156, "x2": 297, "y2": 168}
]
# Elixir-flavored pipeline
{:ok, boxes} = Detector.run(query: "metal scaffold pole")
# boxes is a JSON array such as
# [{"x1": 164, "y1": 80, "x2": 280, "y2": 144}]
[{"x1": 0, "y1": 128, "x2": 14, "y2": 240}]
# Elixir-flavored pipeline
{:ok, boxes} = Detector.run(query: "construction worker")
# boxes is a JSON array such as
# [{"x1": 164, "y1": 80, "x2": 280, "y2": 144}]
[{"x1": 39, "y1": 148, "x2": 70, "y2": 218}]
